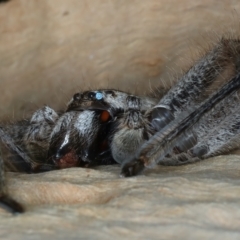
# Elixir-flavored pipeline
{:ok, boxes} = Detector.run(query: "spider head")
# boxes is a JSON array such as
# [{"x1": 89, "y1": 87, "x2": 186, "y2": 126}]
[{"x1": 67, "y1": 90, "x2": 129, "y2": 112}]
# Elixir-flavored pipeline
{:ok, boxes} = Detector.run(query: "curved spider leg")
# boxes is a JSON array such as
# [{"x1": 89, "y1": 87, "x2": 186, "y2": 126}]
[
  {"x1": 158, "y1": 84, "x2": 240, "y2": 166},
  {"x1": 0, "y1": 130, "x2": 24, "y2": 213},
  {"x1": 0, "y1": 127, "x2": 34, "y2": 172},
  {"x1": 0, "y1": 105, "x2": 60, "y2": 214},
  {"x1": 189, "y1": 101, "x2": 240, "y2": 160},
  {"x1": 1, "y1": 106, "x2": 60, "y2": 172},
  {"x1": 0, "y1": 195, "x2": 24, "y2": 214},
  {"x1": 153, "y1": 38, "x2": 240, "y2": 129},
  {"x1": 121, "y1": 38, "x2": 240, "y2": 177},
  {"x1": 22, "y1": 106, "x2": 59, "y2": 170},
  {"x1": 121, "y1": 72, "x2": 240, "y2": 176}
]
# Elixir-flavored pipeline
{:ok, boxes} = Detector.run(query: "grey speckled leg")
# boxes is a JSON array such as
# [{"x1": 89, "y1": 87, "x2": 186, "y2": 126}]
[{"x1": 121, "y1": 48, "x2": 240, "y2": 177}]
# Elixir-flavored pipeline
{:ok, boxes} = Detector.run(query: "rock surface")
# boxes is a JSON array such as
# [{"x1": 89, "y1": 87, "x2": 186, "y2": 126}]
[{"x1": 1, "y1": 156, "x2": 240, "y2": 239}]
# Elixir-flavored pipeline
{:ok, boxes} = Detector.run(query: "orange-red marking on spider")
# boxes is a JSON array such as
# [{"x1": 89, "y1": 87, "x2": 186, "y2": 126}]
[{"x1": 100, "y1": 110, "x2": 110, "y2": 122}]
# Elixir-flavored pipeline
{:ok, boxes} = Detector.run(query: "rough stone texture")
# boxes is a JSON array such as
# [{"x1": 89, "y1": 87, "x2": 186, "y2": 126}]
[
  {"x1": 1, "y1": 156, "x2": 240, "y2": 239},
  {"x1": 1, "y1": 0, "x2": 240, "y2": 239}
]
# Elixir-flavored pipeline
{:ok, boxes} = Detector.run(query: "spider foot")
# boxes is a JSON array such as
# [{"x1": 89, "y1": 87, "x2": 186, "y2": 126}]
[
  {"x1": 120, "y1": 159, "x2": 145, "y2": 177},
  {"x1": 0, "y1": 194, "x2": 24, "y2": 214}
]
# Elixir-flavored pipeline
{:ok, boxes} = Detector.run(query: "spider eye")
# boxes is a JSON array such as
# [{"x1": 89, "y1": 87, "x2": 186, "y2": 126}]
[
  {"x1": 87, "y1": 91, "x2": 103, "y2": 101},
  {"x1": 73, "y1": 93, "x2": 81, "y2": 101},
  {"x1": 95, "y1": 92, "x2": 103, "y2": 100},
  {"x1": 100, "y1": 110, "x2": 111, "y2": 122},
  {"x1": 88, "y1": 92, "x2": 95, "y2": 99}
]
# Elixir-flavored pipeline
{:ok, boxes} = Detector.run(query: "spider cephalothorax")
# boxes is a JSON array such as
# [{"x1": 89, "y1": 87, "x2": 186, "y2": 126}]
[
  {"x1": 66, "y1": 89, "x2": 161, "y2": 164},
  {"x1": 1, "y1": 37, "x2": 240, "y2": 213}
]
